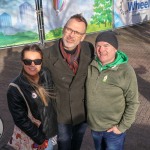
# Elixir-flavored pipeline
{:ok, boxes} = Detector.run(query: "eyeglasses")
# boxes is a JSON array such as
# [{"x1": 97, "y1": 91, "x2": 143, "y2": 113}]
[
  {"x1": 23, "y1": 59, "x2": 42, "y2": 65},
  {"x1": 64, "y1": 26, "x2": 85, "y2": 37}
]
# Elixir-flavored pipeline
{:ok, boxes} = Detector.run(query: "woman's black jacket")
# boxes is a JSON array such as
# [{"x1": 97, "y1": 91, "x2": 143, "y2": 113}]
[{"x1": 7, "y1": 68, "x2": 57, "y2": 145}]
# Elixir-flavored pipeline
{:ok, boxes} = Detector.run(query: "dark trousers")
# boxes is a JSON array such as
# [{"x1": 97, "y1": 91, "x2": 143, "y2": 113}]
[{"x1": 57, "y1": 122, "x2": 87, "y2": 150}]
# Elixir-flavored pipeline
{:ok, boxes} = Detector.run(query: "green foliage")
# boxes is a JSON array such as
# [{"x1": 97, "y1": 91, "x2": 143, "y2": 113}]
[
  {"x1": 45, "y1": 27, "x2": 63, "y2": 40},
  {"x1": 44, "y1": 22, "x2": 112, "y2": 41},
  {"x1": 87, "y1": 22, "x2": 112, "y2": 33},
  {"x1": 0, "y1": 31, "x2": 39, "y2": 48},
  {"x1": 91, "y1": 0, "x2": 113, "y2": 27}
]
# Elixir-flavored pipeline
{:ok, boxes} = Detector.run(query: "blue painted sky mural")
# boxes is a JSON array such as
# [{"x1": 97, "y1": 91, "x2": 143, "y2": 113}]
[
  {"x1": 0, "y1": 0, "x2": 38, "y2": 35},
  {"x1": 43, "y1": 0, "x2": 94, "y2": 32}
]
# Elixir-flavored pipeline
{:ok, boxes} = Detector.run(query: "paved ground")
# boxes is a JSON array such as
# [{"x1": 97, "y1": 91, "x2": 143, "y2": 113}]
[{"x1": 0, "y1": 21, "x2": 150, "y2": 150}]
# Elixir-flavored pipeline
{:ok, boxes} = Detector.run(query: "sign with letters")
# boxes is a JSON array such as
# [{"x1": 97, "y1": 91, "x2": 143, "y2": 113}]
[{"x1": 114, "y1": 0, "x2": 150, "y2": 28}]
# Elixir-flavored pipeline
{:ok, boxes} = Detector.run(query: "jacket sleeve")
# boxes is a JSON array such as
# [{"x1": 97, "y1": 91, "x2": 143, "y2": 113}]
[
  {"x1": 7, "y1": 86, "x2": 46, "y2": 145},
  {"x1": 118, "y1": 65, "x2": 140, "y2": 132}
]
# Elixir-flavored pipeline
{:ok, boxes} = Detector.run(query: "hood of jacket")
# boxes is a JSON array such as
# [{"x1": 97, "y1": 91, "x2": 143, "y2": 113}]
[{"x1": 95, "y1": 50, "x2": 128, "y2": 72}]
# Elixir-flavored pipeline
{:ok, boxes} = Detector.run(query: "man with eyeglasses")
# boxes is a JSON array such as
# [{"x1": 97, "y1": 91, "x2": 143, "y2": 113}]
[{"x1": 43, "y1": 14, "x2": 94, "y2": 150}]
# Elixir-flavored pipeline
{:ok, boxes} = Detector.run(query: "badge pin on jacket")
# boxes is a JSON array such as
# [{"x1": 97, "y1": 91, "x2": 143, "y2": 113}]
[
  {"x1": 103, "y1": 75, "x2": 108, "y2": 82},
  {"x1": 32, "y1": 92, "x2": 37, "y2": 99}
]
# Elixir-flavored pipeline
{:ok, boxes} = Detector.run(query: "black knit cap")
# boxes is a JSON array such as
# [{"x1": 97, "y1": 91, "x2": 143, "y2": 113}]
[{"x1": 95, "y1": 31, "x2": 118, "y2": 49}]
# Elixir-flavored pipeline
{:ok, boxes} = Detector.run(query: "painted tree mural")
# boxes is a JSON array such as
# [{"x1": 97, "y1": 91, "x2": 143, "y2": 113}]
[{"x1": 90, "y1": 0, "x2": 112, "y2": 27}]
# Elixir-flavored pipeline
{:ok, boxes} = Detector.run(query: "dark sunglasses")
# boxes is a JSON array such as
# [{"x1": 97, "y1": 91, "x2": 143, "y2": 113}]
[{"x1": 23, "y1": 59, "x2": 42, "y2": 65}]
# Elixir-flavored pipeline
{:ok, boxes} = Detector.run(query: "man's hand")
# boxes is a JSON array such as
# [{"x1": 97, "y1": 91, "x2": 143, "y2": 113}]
[{"x1": 107, "y1": 126, "x2": 122, "y2": 134}]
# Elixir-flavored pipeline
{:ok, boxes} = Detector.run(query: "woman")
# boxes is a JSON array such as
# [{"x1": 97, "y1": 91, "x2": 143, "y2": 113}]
[{"x1": 7, "y1": 44, "x2": 57, "y2": 150}]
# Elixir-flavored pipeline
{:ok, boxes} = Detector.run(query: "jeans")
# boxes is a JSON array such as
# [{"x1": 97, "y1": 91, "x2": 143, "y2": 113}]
[
  {"x1": 45, "y1": 139, "x2": 53, "y2": 150},
  {"x1": 45, "y1": 135, "x2": 57, "y2": 150},
  {"x1": 91, "y1": 130, "x2": 126, "y2": 150},
  {"x1": 58, "y1": 122, "x2": 87, "y2": 150}
]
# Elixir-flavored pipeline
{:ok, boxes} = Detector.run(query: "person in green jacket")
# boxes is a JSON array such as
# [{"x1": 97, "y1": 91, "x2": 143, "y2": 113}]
[{"x1": 86, "y1": 31, "x2": 139, "y2": 150}]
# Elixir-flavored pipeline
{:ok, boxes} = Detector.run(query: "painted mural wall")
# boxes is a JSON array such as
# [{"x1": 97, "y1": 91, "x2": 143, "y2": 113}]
[
  {"x1": 0, "y1": 0, "x2": 149, "y2": 48},
  {"x1": 0, "y1": 0, "x2": 38, "y2": 48},
  {"x1": 0, "y1": 0, "x2": 113, "y2": 48},
  {"x1": 43, "y1": 0, "x2": 113, "y2": 41}
]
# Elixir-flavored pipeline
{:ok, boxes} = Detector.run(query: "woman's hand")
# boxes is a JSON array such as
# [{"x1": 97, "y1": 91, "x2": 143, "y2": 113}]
[
  {"x1": 107, "y1": 126, "x2": 122, "y2": 134},
  {"x1": 37, "y1": 140, "x2": 49, "y2": 150}
]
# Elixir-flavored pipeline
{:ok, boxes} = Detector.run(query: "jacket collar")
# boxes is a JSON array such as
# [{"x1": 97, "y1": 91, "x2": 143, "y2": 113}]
[{"x1": 51, "y1": 39, "x2": 91, "y2": 76}]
